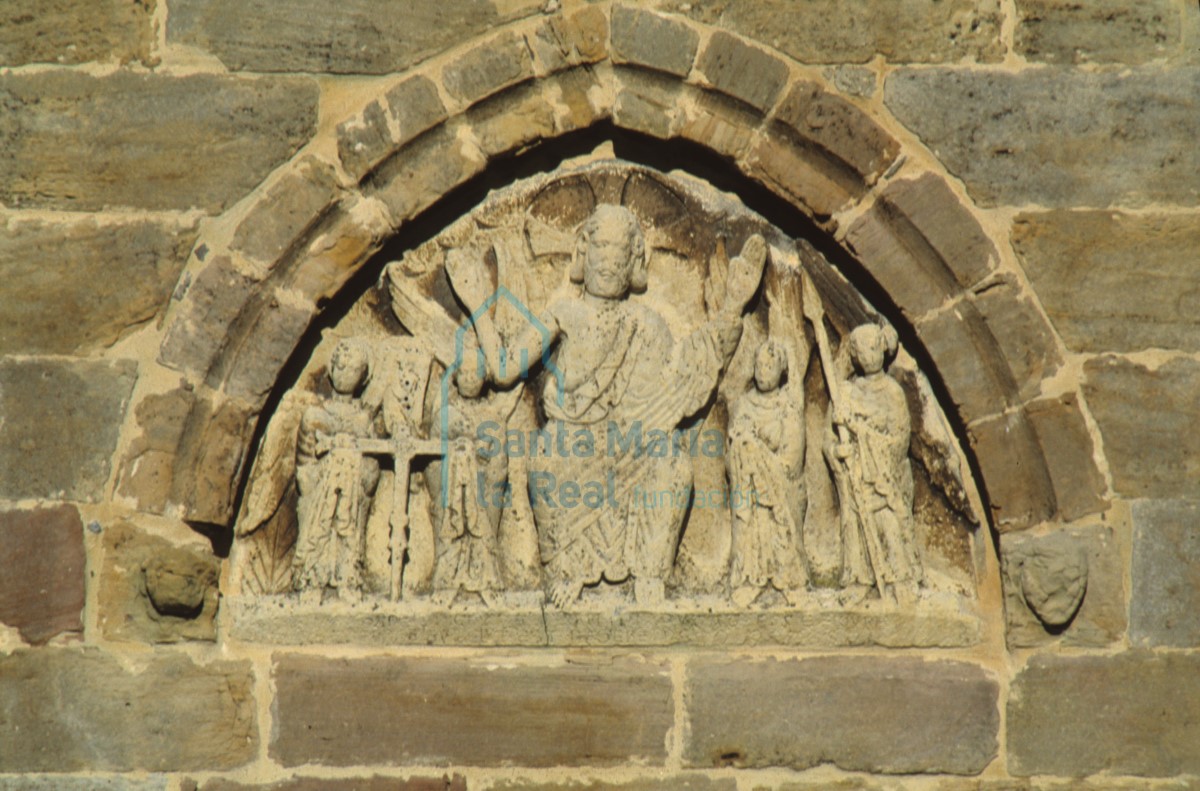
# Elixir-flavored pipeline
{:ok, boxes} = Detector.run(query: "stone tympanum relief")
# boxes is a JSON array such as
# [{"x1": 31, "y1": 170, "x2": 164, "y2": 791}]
[{"x1": 229, "y1": 160, "x2": 983, "y2": 646}]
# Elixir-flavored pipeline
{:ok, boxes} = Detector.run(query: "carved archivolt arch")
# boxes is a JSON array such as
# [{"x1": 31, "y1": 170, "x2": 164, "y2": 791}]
[{"x1": 118, "y1": 4, "x2": 1105, "y2": 547}]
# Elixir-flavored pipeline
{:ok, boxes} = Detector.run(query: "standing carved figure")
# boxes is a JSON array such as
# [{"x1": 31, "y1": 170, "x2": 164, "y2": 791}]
[
  {"x1": 825, "y1": 324, "x2": 923, "y2": 606},
  {"x1": 292, "y1": 340, "x2": 381, "y2": 602},
  {"x1": 449, "y1": 205, "x2": 766, "y2": 607},
  {"x1": 727, "y1": 337, "x2": 811, "y2": 607}
]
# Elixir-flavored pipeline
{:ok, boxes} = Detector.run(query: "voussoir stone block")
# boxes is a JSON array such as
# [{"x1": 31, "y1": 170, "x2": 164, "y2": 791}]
[
  {"x1": 0, "y1": 0, "x2": 155, "y2": 67},
  {"x1": 230, "y1": 157, "x2": 341, "y2": 267},
  {"x1": 216, "y1": 294, "x2": 315, "y2": 401},
  {"x1": 0, "y1": 72, "x2": 318, "y2": 213},
  {"x1": 0, "y1": 505, "x2": 85, "y2": 645},
  {"x1": 885, "y1": 67, "x2": 1200, "y2": 207},
  {"x1": 660, "y1": 0, "x2": 1003, "y2": 64},
  {"x1": 774, "y1": 82, "x2": 899, "y2": 187},
  {"x1": 684, "y1": 657, "x2": 999, "y2": 774},
  {"x1": 1083, "y1": 356, "x2": 1200, "y2": 499},
  {"x1": 0, "y1": 357, "x2": 137, "y2": 502},
  {"x1": 846, "y1": 173, "x2": 999, "y2": 318},
  {"x1": 338, "y1": 76, "x2": 448, "y2": 183},
  {"x1": 1012, "y1": 210, "x2": 1200, "y2": 354},
  {"x1": 1008, "y1": 652, "x2": 1200, "y2": 777},
  {"x1": 160, "y1": 254, "x2": 259, "y2": 378},
  {"x1": 1130, "y1": 499, "x2": 1200, "y2": 647},
  {"x1": 529, "y1": 7, "x2": 609, "y2": 74},
  {"x1": 1015, "y1": 0, "x2": 1182, "y2": 64},
  {"x1": 0, "y1": 649, "x2": 257, "y2": 772},
  {"x1": 613, "y1": 67, "x2": 685, "y2": 140},
  {"x1": 696, "y1": 31, "x2": 790, "y2": 114},
  {"x1": 466, "y1": 82, "x2": 559, "y2": 159},
  {"x1": 368, "y1": 125, "x2": 485, "y2": 227},
  {"x1": 966, "y1": 410, "x2": 1056, "y2": 531},
  {"x1": 1024, "y1": 393, "x2": 1108, "y2": 521},
  {"x1": 0, "y1": 216, "x2": 197, "y2": 355},
  {"x1": 168, "y1": 0, "x2": 540, "y2": 74},
  {"x1": 679, "y1": 91, "x2": 764, "y2": 162},
  {"x1": 272, "y1": 654, "x2": 673, "y2": 767},
  {"x1": 611, "y1": 5, "x2": 699, "y2": 77},
  {"x1": 442, "y1": 30, "x2": 535, "y2": 107}
]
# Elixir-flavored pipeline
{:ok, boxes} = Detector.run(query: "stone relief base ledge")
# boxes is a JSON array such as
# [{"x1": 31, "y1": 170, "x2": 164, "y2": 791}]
[{"x1": 223, "y1": 593, "x2": 980, "y2": 648}]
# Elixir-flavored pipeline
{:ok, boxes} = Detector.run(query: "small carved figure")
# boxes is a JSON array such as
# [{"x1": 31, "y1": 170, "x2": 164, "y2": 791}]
[
  {"x1": 825, "y1": 324, "x2": 924, "y2": 606},
  {"x1": 727, "y1": 338, "x2": 811, "y2": 607},
  {"x1": 450, "y1": 205, "x2": 766, "y2": 608},
  {"x1": 292, "y1": 340, "x2": 381, "y2": 602}
]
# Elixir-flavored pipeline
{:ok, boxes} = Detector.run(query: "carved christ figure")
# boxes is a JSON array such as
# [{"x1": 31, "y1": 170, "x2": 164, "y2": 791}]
[
  {"x1": 292, "y1": 340, "x2": 381, "y2": 602},
  {"x1": 451, "y1": 205, "x2": 766, "y2": 607},
  {"x1": 826, "y1": 324, "x2": 924, "y2": 606},
  {"x1": 727, "y1": 337, "x2": 811, "y2": 607}
]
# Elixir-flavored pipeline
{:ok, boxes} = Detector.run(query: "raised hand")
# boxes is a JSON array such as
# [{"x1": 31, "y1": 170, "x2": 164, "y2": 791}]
[{"x1": 723, "y1": 234, "x2": 768, "y2": 316}]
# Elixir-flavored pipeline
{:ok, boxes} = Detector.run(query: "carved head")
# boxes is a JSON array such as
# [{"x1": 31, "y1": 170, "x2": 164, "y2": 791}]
[
  {"x1": 570, "y1": 205, "x2": 647, "y2": 299},
  {"x1": 848, "y1": 324, "x2": 898, "y2": 376},
  {"x1": 454, "y1": 352, "x2": 485, "y2": 399},
  {"x1": 754, "y1": 338, "x2": 787, "y2": 392},
  {"x1": 329, "y1": 339, "x2": 368, "y2": 394}
]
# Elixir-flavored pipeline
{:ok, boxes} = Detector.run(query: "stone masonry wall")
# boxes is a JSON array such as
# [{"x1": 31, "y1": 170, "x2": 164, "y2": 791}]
[{"x1": 1, "y1": 1, "x2": 1199, "y2": 789}]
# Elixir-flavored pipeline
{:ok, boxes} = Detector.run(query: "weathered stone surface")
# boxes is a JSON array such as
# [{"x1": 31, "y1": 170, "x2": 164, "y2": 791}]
[
  {"x1": 169, "y1": 0, "x2": 540, "y2": 73},
  {"x1": 337, "y1": 76, "x2": 448, "y2": 182},
  {"x1": 217, "y1": 295, "x2": 315, "y2": 401},
  {"x1": 1131, "y1": 499, "x2": 1200, "y2": 647},
  {"x1": 1015, "y1": 0, "x2": 1181, "y2": 64},
  {"x1": 160, "y1": 255, "x2": 258, "y2": 377},
  {"x1": 1025, "y1": 393, "x2": 1108, "y2": 521},
  {"x1": 846, "y1": 174, "x2": 999, "y2": 318},
  {"x1": 490, "y1": 780, "x2": 734, "y2": 791},
  {"x1": 0, "y1": 505, "x2": 84, "y2": 645},
  {"x1": 661, "y1": 0, "x2": 1004, "y2": 63},
  {"x1": 0, "y1": 358, "x2": 136, "y2": 502},
  {"x1": 744, "y1": 130, "x2": 856, "y2": 221},
  {"x1": 231, "y1": 157, "x2": 340, "y2": 265},
  {"x1": 174, "y1": 394, "x2": 258, "y2": 525},
  {"x1": 191, "y1": 776, "x2": 464, "y2": 791},
  {"x1": 529, "y1": 7, "x2": 608, "y2": 74},
  {"x1": 98, "y1": 520, "x2": 219, "y2": 643},
  {"x1": 272, "y1": 655, "x2": 672, "y2": 767},
  {"x1": 685, "y1": 657, "x2": 998, "y2": 774},
  {"x1": 116, "y1": 386, "x2": 198, "y2": 513},
  {"x1": 1083, "y1": 356, "x2": 1200, "y2": 499},
  {"x1": 1008, "y1": 652, "x2": 1200, "y2": 776},
  {"x1": 1002, "y1": 523, "x2": 1127, "y2": 648},
  {"x1": 466, "y1": 82, "x2": 559, "y2": 159},
  {"x1": 0, "y1": 778, "x2": 168, "y2": 791},
  {"x1": 0, "y1": 72, "x2": 317, "y2": 212},
  {"x1": 827, "y1": 65, "x2": 877, "y2": 99},
  {"x1": 0, "y1": 649, "x2": 256, "y2": 772},
  {"x1": 1012, "y1": 210, "x2": 1200, "y2": 353},
  {"x1": 0, "y1": 0, "x2": 155, "y2": 67},
  {"x1": 368, "y1": 125, "x2": 484, "y2": 227},
  {"x1": 696, "y1": 31, "x2": 790, "y2": 113},
  {"x1": 885, "y1": 67, "x2": 1200, "y2": 207},
  {"x1": 679, "y1": 90, "x2": 763, "y2": 161},
  {"x1": 0, "y1": 216, "x2": 197, "y2": 355},
  {"x1": 774, "y1": 82, "x2": 899, "y2": 186},
  {"x1": 967, "y1": 410, "x2": 1056, "y2": 531},
  {"x1": 442, "y1": 30, "x2": 535, "y2": 106},
  {"x1": 611, "y1": 6, "x2": 699, "y2": 77},
  {"x1": 613, "y1": 67, "x2": 685, "y2": 140}
]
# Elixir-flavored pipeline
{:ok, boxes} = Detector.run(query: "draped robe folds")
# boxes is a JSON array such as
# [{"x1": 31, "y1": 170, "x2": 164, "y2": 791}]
[
  {"x1": 293, "y1": 402, "x2": 380, "y2": 593},
  {"x1": 727, "y1": 388, "x2": 808, "y2": 591},
  {"x1": 531, "y1": 301, "x2": 732, "y2": 587},
  {"x1": 833, "y1": 374, "x2": 924, "y2": 589}
]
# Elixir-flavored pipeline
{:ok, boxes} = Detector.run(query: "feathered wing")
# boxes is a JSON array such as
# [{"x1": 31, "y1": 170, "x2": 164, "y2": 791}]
[{"x1": 236, "y1": 389, "x2": 321, "y2": 539}]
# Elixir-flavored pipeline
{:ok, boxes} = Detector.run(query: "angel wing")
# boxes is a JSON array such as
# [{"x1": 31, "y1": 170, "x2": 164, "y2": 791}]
[{"x1": 236, "y1": 389, "x2": 321, "y2": 538}]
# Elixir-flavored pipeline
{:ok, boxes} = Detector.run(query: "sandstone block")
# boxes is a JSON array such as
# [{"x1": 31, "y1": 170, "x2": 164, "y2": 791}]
[
  {"x1": 466, "y1": 83, "x2": 559, "y2": 159},
  {"x1": 967, "y1": 410, "x2": 1056, "y2": 531},
  {"x1": 1012, "y1": 210, "x2": 1200, "y2": 353},
  {"x1": 0, "y1": 0, "x2": 155, "y2": 67},
  {"x1": 369, "y1": 126, "x2": 484, "y2": 227},
  {"x1": 98, "y1": 520, "x2": 219, "y2": 643},
  {"x1": 116, "y1": 386, "x2": 200, "y2": 513},
  {"x1": 217, "y1": 296, "x2": 315, "y2": 401},
  {"x1": 0, "y1": 72, "x2": 318, "y2": 212},
  {"x1": 1130, "y1": 498, "x2": 1200, "y2": 647},
  {"x1": 613, "y1": 67, "x2": 684, "y2": 140},
  {"x1": 549, "y1": 67, "x2": 610, "y2": 136},
  {"x1": 0, "y1": 216, "x2": 197, "y2": 355},
  {"x1": 169, "y1": 0, "x2": 539, "y2": 74},
  {"x1": 1024, "y1": 393, "x2": 1108, "y2": 521},
  {"x1": 0, "y1": 649, "x2": 256, "y2": 772},
  {"x1": 845, "y1": 174, "x2": 999, "y2": 318},
  {"x1": 529, "y1": 7, "x2": 609, "y2": 74},
  {"x1": 1015, "y1": 0, "x2": 1181, "y2": 64},
  {"x1": 0, "y1": 778, "x2": 168, "y2": 791},
  {"x1": 442, "y1": 31, "x2": 535, "y2": 106},
  {"x1": 0, "y1": 505, "x2": 84, "y2": 645},
  {"x1": 1001, "y1": 523, "x2": 1127, "y2": 648},
  {"x1": 337, "y1": 76, "x2": 448, "y2": 182},
  {"x1": 1008, "y1": 652, "x2": 1200, "y2": 776},
  {"x1": 684, "y1": 657, "x2": 999, "y2": 774},
  {"x1": 159, "y1": 255, "x2": 259, "y2": 378},
  {"x1": 231, "y1": 157, "x2": 340, "y2": 266},
  {"x1": 885, "y1": 67, "x2": 1200, "y2": 207},
  {"x1": 660, "y1": 0, "x2": 1004, "y2": 64},
  {"x1": 1082, "y1": 356, "x2": 1200, "y2": 499},
  {"x1": 696, "y1": 31, "x2": 789, "y2": 114},
  {"x1": 611, "y1": 6, "x2": 699, "y2": 77},
  {"x1": 191, "y1": 776, "x2": 464, "y2": 791},
  {"x1": 0, "y1": 358, "x2": 137, "y2": 502},
  {"x1": 774, "y1": 82, "x2": 899, "y2": 187},
  {"x1": 489, "y1": 780, "x2": 734, "y2": 791},
  {"x1": 679, "y1": 91, "x2": 763, "y2": 162},
  {"x1": 744, "y1": 130, "x2": 856, "y2": 222},
  {"x1": 272, "y1": 655, "x2": 672, "y2": 767}
]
